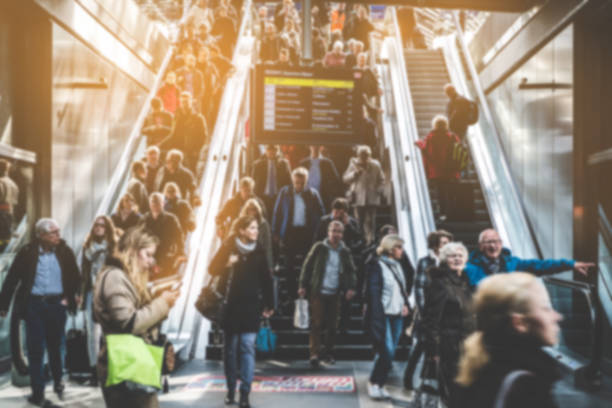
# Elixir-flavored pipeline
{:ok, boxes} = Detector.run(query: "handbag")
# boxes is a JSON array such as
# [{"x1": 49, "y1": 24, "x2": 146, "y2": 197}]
[
  {"x1": 65, "y1": 314, "x2": 90, "y2": 375},
  {"x1": 293, "y1": 298, "x2": 309, "y2": 329},
  {"x1": 255, "y1": 318, "x2": 277, "y2": 354},
  {"x1": 194, "y1": 265, "x2": 235, "y2": 324}
]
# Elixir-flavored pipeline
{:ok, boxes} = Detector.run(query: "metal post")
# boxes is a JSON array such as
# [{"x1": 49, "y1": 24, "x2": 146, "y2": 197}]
[{"x1": 303, "y1": 0, "x2": 312, "y2": 63}]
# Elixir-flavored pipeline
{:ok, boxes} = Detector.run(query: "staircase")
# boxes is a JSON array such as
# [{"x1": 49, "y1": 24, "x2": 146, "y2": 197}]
[
  {"x1": 206, "y1": 205, "x2": 410, "y2": 361},
  {"x1": 405, "y1": 50, "x2": 491, "y2": 251}
]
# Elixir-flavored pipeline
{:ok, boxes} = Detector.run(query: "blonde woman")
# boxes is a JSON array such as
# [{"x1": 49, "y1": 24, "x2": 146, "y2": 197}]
[
  {"x1": 93, "y1": 228, "x2": 180, "y2": 407},
  {"x1": 237, "y1": 198, "x2": 274, "y2": 275},
  {"x1": 453, "y1": 273, "x2": 562, "y2": 408},
  {"x1": 111, "y1": 193, "x2": 143, "y2": 235},
  {"x1": 421, "y1": 241, "x2": 475, "y2": 404}
]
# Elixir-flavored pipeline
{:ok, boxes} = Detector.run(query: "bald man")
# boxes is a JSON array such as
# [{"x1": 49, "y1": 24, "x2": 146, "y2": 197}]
[{"x1": 464, "y1": 229, "x2": 594, "y2": 287}]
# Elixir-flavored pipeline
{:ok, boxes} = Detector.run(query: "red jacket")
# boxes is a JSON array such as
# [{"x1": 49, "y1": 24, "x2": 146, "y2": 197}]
[
  {"x1": 416, "y1": 130, "x2": 461, "y2": 180},
  {"x1": 157, "y1": 83, "x2": 180, "y2": 114}
]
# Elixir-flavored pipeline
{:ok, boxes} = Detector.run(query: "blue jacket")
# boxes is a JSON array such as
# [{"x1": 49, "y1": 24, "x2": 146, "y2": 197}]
[
  {"x1": 272, "y1": 185, "x2": 325, "y2": 240},
  {"x1": 465, "y1": 247, "x2": 575, "y2": 287}
]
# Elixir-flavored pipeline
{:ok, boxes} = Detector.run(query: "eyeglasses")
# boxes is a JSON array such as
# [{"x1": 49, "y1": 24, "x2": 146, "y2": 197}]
[{"x1": 481, "y1": 240, "x2": 501, "y2": 245}]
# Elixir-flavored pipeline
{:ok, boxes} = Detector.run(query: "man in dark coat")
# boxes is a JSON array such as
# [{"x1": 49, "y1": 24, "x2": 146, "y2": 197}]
[
  {"x1": 272, "y1": 167, "x2": 325, "y2": 309},
  {"x1": 176, "y1": 54, "x2": 205, "y2": 107},
  {"x1": 0, "y1": 218, "x2": 80, "y2": 406},
  {"x1": 155, "y1": 149, "x2": 197, "y2": 203},
  {"x1": 444, "y1": 84, "x2": 473, "y2": 141},
  {"x1": 141, "y1": 193, "x2": 185, "y2": 278},
  {"x1": 299, "y1": 146, "x2": 342, "y2": 212},
  {"x1": 164, "y1": 92, "x2": 209, "y2": 173},
  {"x1": 252, "y1": 145, "x2": 292, "y2": 217},
  {"x1": 141, "y1": 97, "x2": 173, "y2": 149}
]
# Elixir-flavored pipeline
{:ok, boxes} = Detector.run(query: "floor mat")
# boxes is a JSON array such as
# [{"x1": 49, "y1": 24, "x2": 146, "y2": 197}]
[{"x1": 183, "y1": 375, "x2": 356, "y2": 393}]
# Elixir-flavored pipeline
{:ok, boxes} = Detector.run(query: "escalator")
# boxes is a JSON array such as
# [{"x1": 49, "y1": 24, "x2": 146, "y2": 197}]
[{"x1": 404, "y1": 50, "x2": 491, "y2": 251}]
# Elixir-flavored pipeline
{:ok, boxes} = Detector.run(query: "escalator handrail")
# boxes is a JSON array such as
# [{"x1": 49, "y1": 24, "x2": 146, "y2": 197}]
[
  {"x1": 542, "y1": 276, "x2": 596, "y2": 324},
  {"x1": 443, "y1": 12, "x2": 539, "y2": 259},
  {"x1": 163, "y1": 1, "x2": 255, "y2": 357},
  {"x1": 385, "y1": 8, "x2": 436, "y2": 261}
]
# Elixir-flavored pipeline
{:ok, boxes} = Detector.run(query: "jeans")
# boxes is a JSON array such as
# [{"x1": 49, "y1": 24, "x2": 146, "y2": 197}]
[
  {"x1": 354, "y1": 206, "x2": 377, "y2": 245},
  {"x1": 309, "y1": 293, "x2": 340, "y2": 358},
  {"x1": 224, "y1": 332, "x2": 257, "y2": 394},
  {"x1": 370, "y1": 315, "x2": 403, "y2": 386},
  {"x1": 404, "y1": 336, "x2": 425, "y2": 388},
  {"x1": 25, "y1": 296, "x2": 67, "y2": 398}
]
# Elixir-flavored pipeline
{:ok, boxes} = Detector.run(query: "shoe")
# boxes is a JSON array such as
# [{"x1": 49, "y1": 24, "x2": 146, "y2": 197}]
[
  {"x1": 239, "y1": 392, "x2": 250, "y2": 408},
  {"x1": 380, "y1": 387, "x2": 391, "y2": 400},
  {"x1": 27, "y1": 394, "x2": 45, "y2": 406},
  {"x1": 53, "y1": 383, "x2": 64, "y2": 401},
  {"x1": 310, "y1": 357, "x2": 320, "y2": 368},
  {"x1": 367, "y1": 382, "x2": 382, "y2": 400},
  {"x1": 224, "y1": 390, "x2": 235, "y2": 404}
]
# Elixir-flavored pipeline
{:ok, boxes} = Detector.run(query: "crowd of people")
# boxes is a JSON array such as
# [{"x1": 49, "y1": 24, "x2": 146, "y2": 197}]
[{"x1": 0, "y1": 2, "x2": 599, "y2": 408}]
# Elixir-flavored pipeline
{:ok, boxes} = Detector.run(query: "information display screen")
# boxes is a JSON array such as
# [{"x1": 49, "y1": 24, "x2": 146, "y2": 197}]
[{"x1": 252, "y1": 65, "x2": 364, "y2": 145}]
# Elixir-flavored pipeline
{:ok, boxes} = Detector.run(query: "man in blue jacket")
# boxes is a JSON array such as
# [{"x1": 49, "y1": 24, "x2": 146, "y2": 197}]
[
  {"x1": 273, "y1": 167, "x2": 325, "y2": 313},
  {"x1": 465, "y1": 229, "x2": 594, "y2": 287}
]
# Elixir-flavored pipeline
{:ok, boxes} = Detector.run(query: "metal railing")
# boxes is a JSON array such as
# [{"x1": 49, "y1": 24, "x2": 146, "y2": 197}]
[
  {"x1": 162, "y1": 0, "x2": 256, "y2": 359},
  {"x1": 377, "y1": 8, "x2": 436, "y2": 265},
  {"x1": 440, "y1": 12, "x2": 539, "y2": 259}
]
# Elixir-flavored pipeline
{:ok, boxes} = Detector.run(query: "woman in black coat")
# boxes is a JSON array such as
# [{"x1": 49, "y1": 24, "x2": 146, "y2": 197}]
[
  {"x1": 208, "y1": 215, "x2": 274, "y2": 408},
  {"x1": 453, "y1": 273, "x2": 563, "y2": 408},
  {"x1": 421, "y1": 242, "x2": 475, "y2": 404}
]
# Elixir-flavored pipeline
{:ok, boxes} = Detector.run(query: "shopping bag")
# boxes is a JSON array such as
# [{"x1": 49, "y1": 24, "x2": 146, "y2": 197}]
[
  {"x1": 293, "y1": 298, "x2": 309, "y2": 329},
  {"x1": 256, "y1": 319, "x2": 277, "y2": 353},
  {"x1": 105, "y1": 334, "x2": 164, "y2": 392}
]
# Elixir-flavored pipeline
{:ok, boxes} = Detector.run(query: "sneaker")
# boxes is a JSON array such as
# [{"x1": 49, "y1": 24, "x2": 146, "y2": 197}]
[
  {"x1": 323, "y1": 354, "x2": 336, "y2": 365},
  {"x1": 53, "y1": 383, "x2": 65, "y2": 401},
  {"x1": 367, "y1": 382, "x2": 382, "y2": 400},
  {"x1": 380, "y1": 387, "x2": 391, "y2": 400}
]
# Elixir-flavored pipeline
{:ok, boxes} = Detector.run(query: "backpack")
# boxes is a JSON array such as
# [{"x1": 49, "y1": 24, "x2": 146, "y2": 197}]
[
  {"x1": 448, "y1": 141, "x2": 470, "y2": 173},
  {"x1": 467, "y1": 100, "x2": 479, "y2": 125}
]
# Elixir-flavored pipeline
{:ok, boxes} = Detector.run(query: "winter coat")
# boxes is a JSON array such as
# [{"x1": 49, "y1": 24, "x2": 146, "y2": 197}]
[
  {"x1": 140, "y1": 211, "x2": 184, "y2": 271},
  {"x1": 0, "y1": 239, "x2": 81, "y2": 316},
  {"x1": 155, "y1": 165, "x2": 197, "y2": 200},
  {"x1": 446, "y1": 93, "x2": 472, "y2": 136},
  {"x1": 251, "y1": 155, "x2": 292, "y2": 199},
  {"x1": 415, "y1": 253, "x2": 437, "y2": 312},
  {"x1": 258, "y1": 219, "x2": 274, "y2": 270},
  {"x1": 452, "y1": 337, "x2": 561, "y2": 408},
  {"x1": 422, "y1": 265, "x2": 475, "y2": 357},
  {"x1": 165, "y1": 198, "x2": 195, "y2": 233},
  {"x1": 176, "y1": 67, "x2": 205, "y2": 101},
  {"x1": 272, "y1": 185, "x2": 325, "y2": 240},
  {"x1": 416, "y1": 129, "x2": 461, "y2": 180},
  {"x1": 127, "y1": 177, "x2": 149, "y2": 215},
  {"x1": 157, "y1": 83, "x2": 180, "y2": 114},
  {"x1": 165, "y1": 108, "x2": 208, "y2": 158},
  {"x1": 465, "y1": 248, "x2": 575, "y2": 288},
  {"x1": 298, "y1": 156, "x2": 342, "y2": 211},
  {"x1": 299, "y1": 240, "x2": 357, "y2": 296},
  {"x1": 343, "y1": 157, "x2": 385, "y2": 207},
  {"x1": 364, "y1": 256, "x2": 413, "y2": 352},
  {"x1": 208, "y1": 237, "x2": 273, "y2": 333},
  {"x1": 111, "y1": 211, "x2": 142, "y2": 234},
  {"x1": 141, "y1": 110, "x2": 173, "y2": 146}
]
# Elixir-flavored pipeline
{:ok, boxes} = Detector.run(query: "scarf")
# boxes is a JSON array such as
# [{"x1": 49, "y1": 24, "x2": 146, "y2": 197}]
[{"x1": 235, "y1": 237, "x2": 256, "y2": 255}]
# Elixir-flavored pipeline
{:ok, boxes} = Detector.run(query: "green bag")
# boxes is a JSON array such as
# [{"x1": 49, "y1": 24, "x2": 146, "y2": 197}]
[{"x1": 105, "y1": 334, "x2": 164, "y2": 391}]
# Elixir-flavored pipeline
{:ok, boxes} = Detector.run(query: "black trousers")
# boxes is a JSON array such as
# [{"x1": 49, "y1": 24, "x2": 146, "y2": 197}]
[{"x1": 282, "y1": 226, "x2": 311, "y2": 303}]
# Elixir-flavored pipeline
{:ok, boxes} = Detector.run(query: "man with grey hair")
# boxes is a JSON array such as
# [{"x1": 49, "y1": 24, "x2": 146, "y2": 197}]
[
  {"x1": 465, "y1": 228, "x2": 594, "y2": 287},
  {"x1": 0, "y1": 218, "x2": 80, "y2": 406},
  {"x1": 299, "y1": 220, "x2": 357, "y2": 367}
]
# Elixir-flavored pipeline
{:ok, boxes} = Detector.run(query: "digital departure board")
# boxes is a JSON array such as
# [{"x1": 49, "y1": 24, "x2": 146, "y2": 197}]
[{"x1": 252, "y1": 65, "x2": 364, "y2": 145}]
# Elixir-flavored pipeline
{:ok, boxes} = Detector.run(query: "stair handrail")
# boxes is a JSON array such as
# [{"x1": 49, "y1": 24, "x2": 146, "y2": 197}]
[
  {"x1": 440, "y1": 12, "x2": 540, "y2": 259},
  {"x1": 384, "y1": 7, "x2": 436, "y2": 262}
]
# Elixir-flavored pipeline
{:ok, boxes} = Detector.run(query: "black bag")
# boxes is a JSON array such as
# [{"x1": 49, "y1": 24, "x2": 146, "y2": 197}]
[
  {"x1": 194, "y1": 266, "x2": 235, "y2": 324},
  {"x1": 65, "y1": 316, "x2": 90, "y2": 375},
  {"x1": 467, "y1": 100, "x2": 479, "y2": 125}
]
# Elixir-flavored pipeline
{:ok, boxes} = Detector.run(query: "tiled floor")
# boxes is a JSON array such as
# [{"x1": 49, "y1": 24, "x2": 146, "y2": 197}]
[{"x1": 0, "y1": 360, "x2": 610, "y2": 407}]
